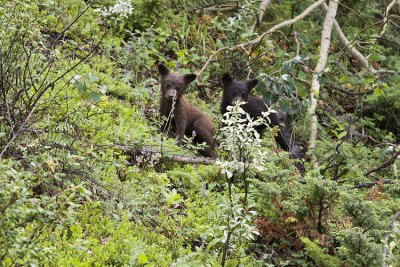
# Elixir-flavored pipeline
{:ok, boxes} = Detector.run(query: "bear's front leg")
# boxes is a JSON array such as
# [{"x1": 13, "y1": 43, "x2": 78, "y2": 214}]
[{"x1": 174, "y1": 119, "x2": 187, "y2": 145}]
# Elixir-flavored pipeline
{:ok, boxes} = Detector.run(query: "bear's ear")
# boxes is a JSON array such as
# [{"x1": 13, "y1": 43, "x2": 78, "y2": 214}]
[
  {"x1": 246, "y1": 79, "x2": 258, "y2": 92},
  {"x1": 183, "y1": 74, "x2": 196, "y2": 85},
  {"x1": 222, "y1": 73, "x2": 233, "y2": 86},
  {"x1": 158, "y1": 63, "x2": 169, "y2": 76}
]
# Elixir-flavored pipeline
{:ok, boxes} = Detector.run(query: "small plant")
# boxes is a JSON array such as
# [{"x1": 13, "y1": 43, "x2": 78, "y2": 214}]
[{"x1": 216, "y1": 101, "x2": 275, "y2": 266}]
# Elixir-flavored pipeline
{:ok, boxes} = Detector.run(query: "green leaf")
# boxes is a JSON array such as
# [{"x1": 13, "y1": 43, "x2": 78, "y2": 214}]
[
  {"x1": 373, "y1": 88, "x2": 384, "y2": 96},
  {"x1": 89, "y1": 92, "x2": 102, "y2": 102},
  {"x1": 280, "y1": 98, "x2": 299, "y2": 115},
  {"x1": 179, "y1": 68, "x2": 190, "y2": 74},
  {"x1": 88, "y1": 73, "x2": 99, "y2": 83},
  {"x1": 338, "y1": 131, "x2": 347, "y2": 140},
  {"x1": 176, "y1": 50, "x2": 185, "y2": 58},
  {"x1": 137, "y1": 253, "x2": 148, "y2": 264},
  {"x1": 296, "y1": 85, "x2": 308, "y2": 98},
  {"x1": 75, "y1": 81, "x2": 87, "y2": 94}
]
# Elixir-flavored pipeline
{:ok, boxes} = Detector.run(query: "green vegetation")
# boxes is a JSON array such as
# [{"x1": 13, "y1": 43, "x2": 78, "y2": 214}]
[{"x1": 1, "y1": 0, "x2": 399, "y2": 266}]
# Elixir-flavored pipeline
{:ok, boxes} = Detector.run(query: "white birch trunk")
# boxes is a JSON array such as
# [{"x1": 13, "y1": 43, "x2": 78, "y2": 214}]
[{"x1": 308, "y1": 0, "x2": 339, "y2": 169}]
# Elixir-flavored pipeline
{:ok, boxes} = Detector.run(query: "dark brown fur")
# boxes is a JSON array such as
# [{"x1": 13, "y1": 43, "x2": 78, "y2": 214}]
[
  {"x1": 221, "y1": 73, "x2": 304, "y2": 159},
  {"x1": 158, "y1": 63, "x2": 216, "y2": 158}
]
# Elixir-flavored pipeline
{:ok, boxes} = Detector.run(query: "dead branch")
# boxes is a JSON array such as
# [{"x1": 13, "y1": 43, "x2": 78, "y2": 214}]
[
  {"x1": 364, "y1": 150, "x2": 400, "y2": 177},
  {"x1": 113, "y1": 145, "x2": 216, "y2": 165},
  {"x1": 327, "y1": 84, "x2": 374, "y2": 96},
  {"x1": 197, "y1": 0, "x2": 326, "y2": 78},
  {"x1": 321, "y1": 3, "x2": 377, "y2": 74},
  {"x1": 352, "y1": 179, "x2": 400, "y2": 189},
  {"x1": 191, "y1": 1, "x2": 239, "y2": 14},
  {"x1": 250, "y1": 0, "x2": 272, "y2": 32},
  {"x1": 308, "y1": 0, "x2": 339, "y2": 169},
  {"x1": 380, "y1": 0, "x2": 400, "y2": 36},
  {"x1": 382, "y1": 209, "x2": 400, "y2": 267}
]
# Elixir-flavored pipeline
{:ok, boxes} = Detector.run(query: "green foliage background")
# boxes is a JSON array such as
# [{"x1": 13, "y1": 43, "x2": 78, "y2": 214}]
[{"x1": 0, "y1": 0, "x2": 399, "y2": 266}]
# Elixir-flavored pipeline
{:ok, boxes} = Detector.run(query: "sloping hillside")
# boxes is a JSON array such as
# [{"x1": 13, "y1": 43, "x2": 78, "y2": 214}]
[{"x1": 1, "y1": 0, "x2": 400, "y2": 266}]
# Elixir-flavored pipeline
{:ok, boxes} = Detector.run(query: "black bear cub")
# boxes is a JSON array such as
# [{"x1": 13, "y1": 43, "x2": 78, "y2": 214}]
[
  {"x1": 221, "y1": 73, "x2": 303, "y2": 159},
  {"x1": 158, "y1": 63, "x2": 217, "y2": 158}
]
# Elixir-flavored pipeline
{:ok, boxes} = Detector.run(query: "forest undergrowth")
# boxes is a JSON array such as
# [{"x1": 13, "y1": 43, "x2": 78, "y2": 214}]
[{"x1": 1, "y1": 0, "x2": 400, "y2": 266}]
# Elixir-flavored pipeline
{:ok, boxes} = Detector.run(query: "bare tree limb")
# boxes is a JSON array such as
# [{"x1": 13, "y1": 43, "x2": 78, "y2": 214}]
[
  {"x1": 321, "y1": 3, "x2": 377, "y2": 74},
  {"x1": 382, "y1": 209, "x2": 400, "y2": 267},
  {"x1": 250, "y1": 0, "x2": 272, "y2": 32},
  {"x1": 364, "y1": 150, "x2": 400, "y2": 177},
  {"x1": 113, "y1": 145, "x2": 216, "y2": 165},
  {"x1": 308, "y1": 0, "x2": 339, "y2": 169},
  {"x1": 380, "y1": 0, "x2": 400, "y2": 36},
  {"x1": 191, "y1": 1, "x2": 239, "y2": 14},
  {"x1": 352, "y1": 179, "x2": 400, "y2": 189},
  {"x1": 197, "y1": 0, "x2": 326, "y2": 77}
]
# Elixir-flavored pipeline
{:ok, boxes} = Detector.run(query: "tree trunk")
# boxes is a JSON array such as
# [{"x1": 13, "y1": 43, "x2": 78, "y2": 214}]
[{"x1": 308, "y1": 0, "x2": 339, "y2": 169}]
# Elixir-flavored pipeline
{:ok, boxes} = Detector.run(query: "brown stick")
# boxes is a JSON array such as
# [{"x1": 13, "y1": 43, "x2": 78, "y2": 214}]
[
  {"x1": 364, "y1": 150, "x2": 400, "y2": 177},
  {"x1": 191, "y1": 1, "x2": 239, "y2": 14},
  {"x1": 352, "y1": 179, "x2": 399, "y2": 189},
  {"x1": 113, "y1": 145, "x2": 216, "y2": 165}
]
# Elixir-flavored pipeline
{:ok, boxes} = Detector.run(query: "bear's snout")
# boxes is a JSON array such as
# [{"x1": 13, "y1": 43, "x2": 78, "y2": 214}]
[
  {"x1": 165, "y1": 89, "x2": 177, "y2": 99},
  {"x1": 232, "y1": 96, "x2": 244, "y2": 104}
]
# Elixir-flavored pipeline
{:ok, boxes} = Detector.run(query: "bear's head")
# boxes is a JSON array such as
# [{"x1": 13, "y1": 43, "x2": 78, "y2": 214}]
[
  {"x1": 158, "y1": 63, "x2": 196, "y2": 100},
  {"x1": 222, "y1": 73, "x2": 258, "y2": 105}
]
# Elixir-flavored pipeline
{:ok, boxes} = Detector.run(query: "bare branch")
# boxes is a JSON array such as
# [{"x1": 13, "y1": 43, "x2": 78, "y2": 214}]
[
  {"x1": 380, "y1": 0, "x2": 400, "y2": 36},
  {"x1": 352, "y1": 179, "x2": 400, "y2": 189},
  {"x1": 114, "y1": 145, "x2": 216, "y2": 165},
  {"x1": 0, "y1": 34, "x2": 104, "y2": 159},
  {"x1": 321, "y1": 3, "x2": 377, "y2": 74},
  {"x1": 364, "y1": 150, "x2": 400, "y2": 177},
  {"x1": 191, "y1": 1, "x2": 239, "y2": 14},
  {"x1": 308, "y1": 0, "x2": 339, "y2": 169},
  {"x1": 197, "y1": 0, "x2": 326, "y2": 77},
  {"x1": 250, "y1": 0, "x2": 271, "y2": 32},
  {"x1": 382, "y1": 209, "x2": 400, "y2": 267}
]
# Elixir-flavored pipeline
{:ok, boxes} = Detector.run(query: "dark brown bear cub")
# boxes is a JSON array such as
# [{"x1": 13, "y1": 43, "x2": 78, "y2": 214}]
[
  {"x1": 221, "y1": 73, "x2": 303, "y2": 159},
  {"x1": 158, "y1": 63, "x2": 217, "y2": 158}
]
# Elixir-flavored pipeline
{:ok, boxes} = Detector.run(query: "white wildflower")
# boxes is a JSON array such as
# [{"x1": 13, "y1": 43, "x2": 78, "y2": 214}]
[{"x1": 95, "y1": 0, "x2": 134, "y2": 18}]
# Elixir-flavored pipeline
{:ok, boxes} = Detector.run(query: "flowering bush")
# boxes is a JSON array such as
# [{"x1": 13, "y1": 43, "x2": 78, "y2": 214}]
[{"x1": 217, "y1": 101, "x2": 276, "y2": 178}]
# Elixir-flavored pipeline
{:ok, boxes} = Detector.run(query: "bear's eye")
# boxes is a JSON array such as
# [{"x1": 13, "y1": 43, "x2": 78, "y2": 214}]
[
  {"x1": 176, "y1": 86, "x2": 181, "y2": 91},
  {"x1": 232, "y1": 92, "x2": 237, "y2": 97},
  {"x1": 166, "y1": 84, "x2": 171, "y2": 89},
  {"x1": 242, "y1": 93, "x2": 246, "y2": 98}
]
